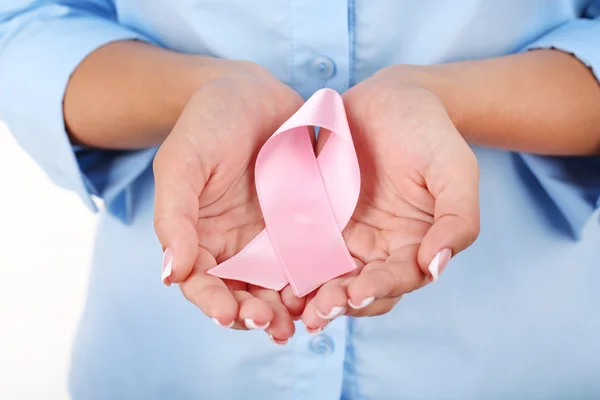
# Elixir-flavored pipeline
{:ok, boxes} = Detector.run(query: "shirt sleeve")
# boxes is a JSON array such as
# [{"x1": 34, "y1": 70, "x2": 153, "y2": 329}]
[
  {"x1": 519, "y1": 0, "x2": 600, "y2": 238},
  {"x1": 0, "y1": 1, "x2": 158, "y2": 223}
]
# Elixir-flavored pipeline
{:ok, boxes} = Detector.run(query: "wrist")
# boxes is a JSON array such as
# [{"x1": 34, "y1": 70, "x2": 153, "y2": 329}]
[
  {"x1": 159, "y1": 57, "x2": 278, "y2": 142},
  {"x1": 65, "y1": 40, "x2": 288, "y2": 149},
  {"x1": 170, "y1": 57, "x2": 255, "y2": 118},
  {"x1": 185, "y1": 57, "x2": 288, "y2": 106},
  {"x1": 186, "y1": 57, "x2": 301, "y2": 121},
  {"x1": 372, "y1": 64, "x2": 471, "y2": 135}
]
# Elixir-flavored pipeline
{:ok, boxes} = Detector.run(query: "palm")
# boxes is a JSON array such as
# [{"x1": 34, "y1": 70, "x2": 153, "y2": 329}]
[
  {"x1": 343, "y1": 190, "x2": 433, "y2": 293},
  {"x1": 154, "y1": 77, "x2": 305, "y2": 340},
  {"x1": 193, "y1": 143, "x2": 263, "y2": 269},
  {"x1": 301, "y1": 82, "x2": 479, "y2": 327},
  {"x1": 342, "y1": 97, "x2": 439, "y2": 293}
]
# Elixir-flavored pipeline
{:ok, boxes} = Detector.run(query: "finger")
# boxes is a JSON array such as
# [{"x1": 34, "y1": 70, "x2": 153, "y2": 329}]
[
  {"x1": 419, "y1": 147, "x2": 480, "y2": 280},
  {"x1": 234, "y1": 290, "x2": 274, "y2": 331},
  {"x1": 179, "y1": 246, "x2": 238, "y2": 325},
  {"x1": 153, "y1": 132, "x2": 208, "y2": 284},
  {"x1": 280, "y1": 285, "x2": 306, "y2": 320},
  {"x1": 346, "y1": 244, "x2": 427, "y2": 306},
  {"x1": 345, "y1": 297, "x2": 401, "y2": 317},
  {"x1": 301, "y1": 277, "x2": 349, "y2": 331},
  {"x1": 249, "y1": 286, "x2": 295, "y2": 343}
]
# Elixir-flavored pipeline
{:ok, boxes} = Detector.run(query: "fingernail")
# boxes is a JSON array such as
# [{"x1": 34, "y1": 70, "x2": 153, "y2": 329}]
[
  {"x1": 269, "y1": 334, "x2": 288, "y2": 346},
  {"x1": 306, "y1": 323, "x2": 328, "y2": 335},
  {"x1": 317, "y1": 306, "x2": 346, "y2": 320},
  {"x1": 213, "y1": 317, "x2": 234, "y2": 328},
  {"x1": 348, "y1": 296, "x2": 375, "y2": 310},
  {"x1": 428, "y1": 248, "x2": 453, "y2": 281},
  {"x1": 161, "y1": 248, "x2": 173, "y2": 286},
  {"x1": 244, "y1": 318, "x2": 270, "y2": 330}
]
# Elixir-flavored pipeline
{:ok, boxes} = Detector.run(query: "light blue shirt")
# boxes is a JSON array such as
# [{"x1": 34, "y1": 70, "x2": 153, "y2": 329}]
[{"x1": 2, "y1": 1, "x2": 600, "y2": 399}]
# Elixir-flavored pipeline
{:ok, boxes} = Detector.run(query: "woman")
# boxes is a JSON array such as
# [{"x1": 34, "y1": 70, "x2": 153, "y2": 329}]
[{"x1": 1, "y1": 1, "x2": 599, "y2": 398}]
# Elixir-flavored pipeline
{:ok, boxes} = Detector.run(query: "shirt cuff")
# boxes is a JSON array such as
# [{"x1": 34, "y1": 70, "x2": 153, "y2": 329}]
[
  {"x1": 519, "y1": 18, "x2": 600, "y2": 238},
  {"x1": 0, "y1": 8, "x2": 157, "y2": 223},
  {"x1": 523, "y1": 18, "x2": 600, "y2": 80}
]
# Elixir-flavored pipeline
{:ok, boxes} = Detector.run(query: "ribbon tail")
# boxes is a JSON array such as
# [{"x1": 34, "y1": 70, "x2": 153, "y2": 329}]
[{"x1": 206, "y1": 230, "x2": 289, "y2": 291}]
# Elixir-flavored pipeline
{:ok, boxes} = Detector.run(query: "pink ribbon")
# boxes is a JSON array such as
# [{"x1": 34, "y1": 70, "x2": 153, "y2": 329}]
[{"x1": 207, "y1": 89, "x2": 360, "y2": 297}]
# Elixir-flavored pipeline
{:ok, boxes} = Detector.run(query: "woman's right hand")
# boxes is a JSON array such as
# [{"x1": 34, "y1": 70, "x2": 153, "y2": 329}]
[{"x1": 153, "y1": 63, "x2": 304, "y2": 344}]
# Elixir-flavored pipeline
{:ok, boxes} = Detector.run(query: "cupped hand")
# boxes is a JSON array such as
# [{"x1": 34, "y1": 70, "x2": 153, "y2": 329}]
[
  {"x1": 302, "y1": 67, "x2": 480, "y2": 330},
  {"x1": 153, "y1": 63, "x2": 305, "y2": 343}
]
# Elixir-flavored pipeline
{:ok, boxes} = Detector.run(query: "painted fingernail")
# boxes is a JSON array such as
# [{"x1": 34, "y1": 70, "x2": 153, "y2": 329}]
[
  {"x1": 428, "y1": 248, "x2": 453, "y2": 281},
  {"x1": 306, "y1": 323, "x2": 328, "y2": 335},
  {"x1": 212, "y1": 318, "x2": 234, "y2": 328},
  {"x1": 244, "y1": 318, "x2": 270, "y2": 330},
  {"x1": 269, "y1": 334, "x2": 288, "y2": 346},
  {"x1": 317, "y1": 306, "x2": 346, "y2": 320},
  {"x1": 161, "y1": 248, "x2": 173, "y2": 286},
  {"x1": 348, "y1": 296, "x2": 375, "y2": 310}
]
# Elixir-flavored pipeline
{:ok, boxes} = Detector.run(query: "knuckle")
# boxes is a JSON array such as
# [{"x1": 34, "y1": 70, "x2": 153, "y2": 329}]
[
  {"x1": 380, "y1": 298, "x2": 399, "y2": 314},
  {"x1": 461, "y1": 215, "x2": 481, "y2": 245},
  {"x1": 372, "y1": 267, "x2": 412, "y2": 298},
  {"x1": 179, "y1": 282, "x2": 197, "y2": 305},
  {"x1": 152, "y1": 216, "x2": 167, "y2": 237},
  {"x1": 180, "y1": 282, "x2": 216, "y2": 313}
]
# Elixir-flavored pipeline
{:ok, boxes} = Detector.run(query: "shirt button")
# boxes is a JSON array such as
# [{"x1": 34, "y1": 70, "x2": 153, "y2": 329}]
[
  {"x1": 308, "y1": 334, "x2": 335, "y2": 356},
  {"x1": 311, "y1": 56, "x2": 336, "y2": 80}
]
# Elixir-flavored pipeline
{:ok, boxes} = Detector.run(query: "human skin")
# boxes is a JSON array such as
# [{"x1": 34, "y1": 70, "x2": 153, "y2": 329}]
[
  {"x1": 300, "y1": 49, "x2": 600, "y2": 328},
  {"x1": 64, "y1": 41, "x2": 600, "y2": 340},
  {"x1": 66, "y1": 43, "x2": 600, "y2": 155}
]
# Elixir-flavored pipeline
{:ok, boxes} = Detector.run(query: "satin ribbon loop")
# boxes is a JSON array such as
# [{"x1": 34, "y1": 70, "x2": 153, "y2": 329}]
[{"x1": 208, "y1": 89, "x2": 360, "y2": 297}]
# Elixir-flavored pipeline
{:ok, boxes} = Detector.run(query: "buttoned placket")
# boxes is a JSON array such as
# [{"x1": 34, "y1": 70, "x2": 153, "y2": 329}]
[{"x1": 286, "y1": 1, "x2": 353, "y2": 399}]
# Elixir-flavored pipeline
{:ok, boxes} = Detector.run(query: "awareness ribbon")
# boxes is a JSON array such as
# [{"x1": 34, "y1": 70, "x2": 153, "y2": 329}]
[{"x1": 207, "y1": 89, "x2": 360, "y2": 297}]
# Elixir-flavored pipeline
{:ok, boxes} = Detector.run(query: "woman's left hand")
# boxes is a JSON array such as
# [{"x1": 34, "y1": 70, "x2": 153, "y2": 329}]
[{"x1": 301, "y1": 67, "x2": 481, "y2": 329}]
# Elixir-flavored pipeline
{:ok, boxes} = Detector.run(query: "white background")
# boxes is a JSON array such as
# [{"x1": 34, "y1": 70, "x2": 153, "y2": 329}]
[{"x1": 0, "y1": 122, "x2": 96, "y2": 399}]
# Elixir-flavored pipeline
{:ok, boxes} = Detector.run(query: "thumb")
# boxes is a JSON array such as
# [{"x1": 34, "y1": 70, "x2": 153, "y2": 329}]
[
  {"x1": 153, "y1": 134, "x2": 207, "y2": 285},
  {"x1": 418, "y1": 148, "x2": 480, "y2": 281}
]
